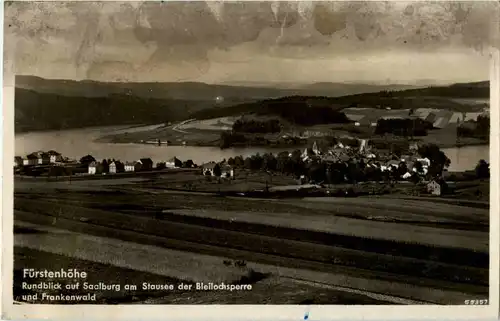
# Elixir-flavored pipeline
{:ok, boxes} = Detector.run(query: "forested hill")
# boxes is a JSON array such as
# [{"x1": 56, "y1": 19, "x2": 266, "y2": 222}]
[
  {"x1": 335, "y1": 81, "x2": 489, "y2": 101},
  {"x1": 190, "y1": 81, "x2": 490, "y2": 121},
  {"x1": 14, "y1": 88, "x2": 201, "y2": 133}
]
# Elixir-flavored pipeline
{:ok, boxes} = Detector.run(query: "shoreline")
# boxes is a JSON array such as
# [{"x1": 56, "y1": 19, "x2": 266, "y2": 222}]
[{"x1": 93, "y1": 136, "x2": 489, "y2": 150}]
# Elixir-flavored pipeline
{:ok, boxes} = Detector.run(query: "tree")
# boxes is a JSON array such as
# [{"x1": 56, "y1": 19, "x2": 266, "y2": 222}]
[
  {"x1": 234, "y1": 156, "x2": 244, "y2": 167},
  {"x1": 183, "y1": 159, "x2": 194, "y2": 168},
  {"x1": 414, "y1": 161, "x2": 424, "y2": 175},
  {"x1": 79, "y1": 155, "x2": 96, "y2": 166},
  {"x1": 102, "y1": 159, "x2": 109, "y2": 173},
  {"x1": 475, "y1": 159, "x2": 490, "y2": 179},
  {"x1": 213, "y1": 164, "x2": 222, "y2": 178},
  {"x1": 417, "y1": 144, "x2": 450, "y2": 178}
]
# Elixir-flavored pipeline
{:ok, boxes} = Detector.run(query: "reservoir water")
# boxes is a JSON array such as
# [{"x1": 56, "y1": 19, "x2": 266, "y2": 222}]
[{"x1": 15, "y1": 126, "x2": 489, "y2": 172}]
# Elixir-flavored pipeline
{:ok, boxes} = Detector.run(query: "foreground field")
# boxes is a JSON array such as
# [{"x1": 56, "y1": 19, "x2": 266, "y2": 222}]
[{"x1": 13, "y1": 182, "x2": 489, "y2": 304}]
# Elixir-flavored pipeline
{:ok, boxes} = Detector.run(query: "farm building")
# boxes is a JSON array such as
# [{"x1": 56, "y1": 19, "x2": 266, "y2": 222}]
[{"x1": 426, "y1": 179, "x2": 448, "y2": 196}]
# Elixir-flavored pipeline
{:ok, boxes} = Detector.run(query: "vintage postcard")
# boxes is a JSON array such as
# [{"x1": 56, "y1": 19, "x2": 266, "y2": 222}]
[{"x1": 2, "y1": 1, "x2": 499, "y2": 320}]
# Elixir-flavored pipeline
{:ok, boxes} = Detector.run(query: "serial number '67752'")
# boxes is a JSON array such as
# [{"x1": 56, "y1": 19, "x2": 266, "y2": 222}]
[{"x1": 464, "y1": 299, "x2": 488, "y2": 305}]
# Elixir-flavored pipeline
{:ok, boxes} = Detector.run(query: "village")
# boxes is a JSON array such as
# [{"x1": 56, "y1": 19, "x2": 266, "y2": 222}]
[{"x1": 13, "y1": 133, "x2": 487, "y2": 198}]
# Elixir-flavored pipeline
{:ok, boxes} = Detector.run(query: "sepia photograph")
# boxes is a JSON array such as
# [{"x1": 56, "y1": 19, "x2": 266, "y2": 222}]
[{"x1": 2, "y1": 0, "x2": 499, "y2": 318}]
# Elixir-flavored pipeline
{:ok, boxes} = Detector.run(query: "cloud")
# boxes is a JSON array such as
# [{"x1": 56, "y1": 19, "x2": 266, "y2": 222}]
[{"x1": 4, "y1": 1, "x2": 497, "y2": 83}]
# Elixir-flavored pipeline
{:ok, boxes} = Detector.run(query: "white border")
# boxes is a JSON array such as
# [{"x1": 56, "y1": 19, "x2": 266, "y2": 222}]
[{"x1": 2, "y1": 1, "x2": 499, "y2": 320}]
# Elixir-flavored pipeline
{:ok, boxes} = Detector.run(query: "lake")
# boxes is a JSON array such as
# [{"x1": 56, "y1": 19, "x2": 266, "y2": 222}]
[{"x1": 15, "y1": 127, "x2": 489, "y2": 172}]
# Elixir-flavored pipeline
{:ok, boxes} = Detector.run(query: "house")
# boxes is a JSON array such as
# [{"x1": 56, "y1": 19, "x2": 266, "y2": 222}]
[
  {"x1": 34, "y1": 152, "x2": 50, "y2": 165},
  {"x1": 166, "y1": 157, "x2": 182, "y2": 169},
  {"x1": 14, "y1": 156, "x2": 24, "y2": 168},
  {"x1": 88, "y1": 161, "x2": 104, "y2": 175},
  {"x1": 200, "y1": 162, "x2": 234, "y2": 177},
  {"x1": 24, "y1": 153, "x2": 39, "y2": 166},
  {"x1": 426, "y1": 179, "x2": 448, "y2": 196},
  {"x1": 125, "y1": 161, "x2": 141, "y2": 172},
  {"x1": 47, "y1": 150, "x2": 63, "y2": 163},
  {"x1": 201, "y1": 162, "x2": 217, "y2": 176},
  {"x1": 138, "y1": 158, "x2": 154, "y2": 171},
  {"x1": 109, "y1": 161, "x2": 124, "y2": 174}
]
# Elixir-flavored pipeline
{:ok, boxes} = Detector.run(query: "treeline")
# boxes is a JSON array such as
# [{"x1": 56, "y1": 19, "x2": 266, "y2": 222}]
[
  {"x1": 457, "y1": 115, "x2": 490, "y2": 140},
  {"x1": 15, "y1": 88, "x2": 202, "y2": 133},
  {"x1": 232, "y1": 118, "x2": 281, "y2": 133},
  {"x1": 375, "y1": 118, "x2": 433, "y2": 137}
]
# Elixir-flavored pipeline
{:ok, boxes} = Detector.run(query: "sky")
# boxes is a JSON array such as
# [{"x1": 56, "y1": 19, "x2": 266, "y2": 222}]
[{"x1": 4, "y1": 1, "x2": 498, "y2": 85}]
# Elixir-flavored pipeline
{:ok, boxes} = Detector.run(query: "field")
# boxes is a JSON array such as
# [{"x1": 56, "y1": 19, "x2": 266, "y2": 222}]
[{"x1": 13, "y1": 174, "x2": 489, "y2": 304}]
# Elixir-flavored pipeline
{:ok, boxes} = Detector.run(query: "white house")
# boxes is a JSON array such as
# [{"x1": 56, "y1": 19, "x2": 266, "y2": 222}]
[
  {"x1": 125, "y1": 161, "x2": 139, "y2": 172},
  {"x1": 201, "y1": 162, "x2": 234, "y2": 178},
  {"x1": 88, "y1": 161, "x2": 103, "y2": 175},
  {"x1": 109, "y1": 161, "x2": 124, "y2": 174}
]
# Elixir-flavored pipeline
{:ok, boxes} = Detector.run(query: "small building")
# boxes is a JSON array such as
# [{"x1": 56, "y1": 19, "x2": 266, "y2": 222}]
[
  {"x1": 109, "y1": 161, "x2": 124, "y2": 174},
  {"x1": 166, "y1": 157, "x2": 182, "y2": 169},
  {"x1": 124, "y1": 161, "x2": 140, "y2": 172},
  {"x1": 35, "y1": 152, "x2": 50, "y2": 165},
  {"x1": 426, "y1": 179, "x2": 448, "y2": 196},
  {"x1": 24, "y1": 153, "x2": 39, "y2": 166},
  {"x1": 138, "y1": 158, "x2": 154, "y2": 171},
  {"x1": 88, "y1": 161, "x2": 104, "y2": 175}
]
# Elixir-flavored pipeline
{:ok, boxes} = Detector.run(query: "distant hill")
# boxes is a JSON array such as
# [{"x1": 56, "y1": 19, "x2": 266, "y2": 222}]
[
  {"x1": 14, "y1": 76, "x2": 489, "y2": 133},
  {"x1": 190, "y1": 81, "x2": 490, "y2": 121},
  {"x1": 16, "y1": 76, "x2": 420, "y2": 101}
]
